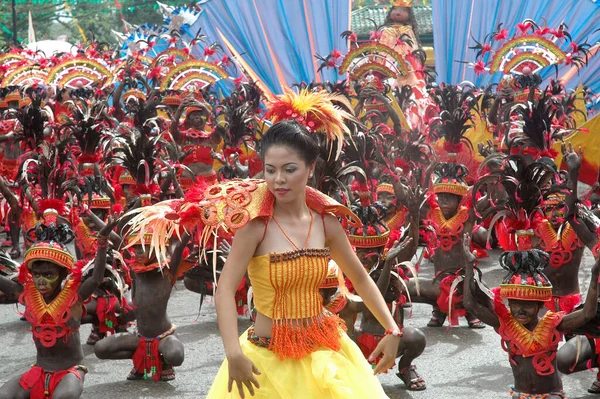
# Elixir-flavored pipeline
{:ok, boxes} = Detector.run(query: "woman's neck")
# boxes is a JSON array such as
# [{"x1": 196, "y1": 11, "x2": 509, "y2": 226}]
[{"x1": 273, "y1": 196, "x2": 310, "y2": 219}]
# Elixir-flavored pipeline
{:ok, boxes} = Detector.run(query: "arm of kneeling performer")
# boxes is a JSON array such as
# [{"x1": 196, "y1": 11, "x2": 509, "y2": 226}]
[{"x1": 558, "y1": 258, "x2": 600, "y2": 332}]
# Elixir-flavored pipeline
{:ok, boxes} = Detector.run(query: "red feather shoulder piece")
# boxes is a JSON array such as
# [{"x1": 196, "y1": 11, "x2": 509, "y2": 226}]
[{"x1": 125, "y1": 179, "x2": 360, "y2": 266}]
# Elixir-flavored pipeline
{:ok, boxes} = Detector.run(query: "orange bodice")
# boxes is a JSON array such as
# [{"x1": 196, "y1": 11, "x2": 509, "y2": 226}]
[
  {"x1": 248, "y1": 248, "x2": 330, "y2": 320},
  {"x1": 247, "y1": 248, "x2": 345, "y2": 360}
]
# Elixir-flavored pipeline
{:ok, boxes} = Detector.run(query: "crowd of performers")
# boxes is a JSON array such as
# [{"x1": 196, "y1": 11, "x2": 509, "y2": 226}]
[{"x1": 0, "y1": 3, "x2": 599, "y2": 398}]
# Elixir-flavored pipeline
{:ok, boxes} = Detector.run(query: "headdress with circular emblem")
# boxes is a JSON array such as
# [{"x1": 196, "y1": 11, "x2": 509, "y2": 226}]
[
  {"x1": 469, "y1": 20, "x2": 591, "y2": 78},
  {"x1": 46, "y1": 57, "x2": 111, "y2": 90}
]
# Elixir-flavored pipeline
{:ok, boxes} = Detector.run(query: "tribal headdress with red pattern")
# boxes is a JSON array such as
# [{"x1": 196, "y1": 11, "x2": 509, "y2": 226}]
[
  {"x1": 474, "y1": 153, "x2": 559, "y2": 250},
  {"x1": 108, "y1": 126, "x2": 165, "y2": 202},
  {"x1": 347, "y1": 200, "x2": 390, "y2": 249},
  {"x1": 497, "y1": 249, "x2": 553, "y2": 302}
]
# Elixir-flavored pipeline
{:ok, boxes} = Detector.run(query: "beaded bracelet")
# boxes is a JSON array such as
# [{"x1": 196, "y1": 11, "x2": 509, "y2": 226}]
[{"x1": 384, "y1": 328, "x2": 403, "y2": 337}]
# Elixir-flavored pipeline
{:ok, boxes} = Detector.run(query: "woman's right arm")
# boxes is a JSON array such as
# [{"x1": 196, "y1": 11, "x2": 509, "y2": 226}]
[
  {"x1": 214, "y1": 219, "x2": 263, "y2": 397},
  {"x1": 215, "y1": 220, "x2": 261, "y2": 355}
]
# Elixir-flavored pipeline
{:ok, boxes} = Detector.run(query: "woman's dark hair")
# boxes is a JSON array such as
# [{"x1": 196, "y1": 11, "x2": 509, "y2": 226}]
[{"x1": 259, "y1": 119, "x2": 319, "y2": 165}]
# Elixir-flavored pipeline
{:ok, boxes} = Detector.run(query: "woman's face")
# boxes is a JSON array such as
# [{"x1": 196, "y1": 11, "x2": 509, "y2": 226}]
[{"x1": 264, "y1": 145, "x2": 314, "y2": 204}]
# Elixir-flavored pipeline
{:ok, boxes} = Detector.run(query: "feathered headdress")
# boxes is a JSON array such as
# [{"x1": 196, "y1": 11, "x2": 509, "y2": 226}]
[
  {"x1": 347, "y1": 201, "x2": 390, "y2": 249},
  {"x1": 502, "y1": 90, "x2": 576, "y2": 159},
  {"x1": 474, "y1": 153, "x2": 559, "y2": 250},
  {"x1": 432, "y1": 162, "x2": 469, "y2": 197},
  {"x1": 108, "y1": 126, "x2": 165, "y2": 198},
  {"x1": 498, "y1": 249, "x2": 553, "y2": 302},
  {"x1": 264, "y1": 88, "x2": 353, "y2": 160},
  {"x1": 429, "y1": 84, "x2": 477, "y2": 155}
]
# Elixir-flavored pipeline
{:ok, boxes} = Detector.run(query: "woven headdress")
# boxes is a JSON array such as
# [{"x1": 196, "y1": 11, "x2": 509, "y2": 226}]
[
  {"x1": 347, "y1": 201, "x2": 390, "y2": 249},
  {"x1": 22, "y1": 222, "x2": 76, "y2": 275},
  {"x1": 432, "y1": 162, "x2": 469, "y2": 197},
  {"x1": 498, "y1": 249, "x2": 553, "y2": 302}
]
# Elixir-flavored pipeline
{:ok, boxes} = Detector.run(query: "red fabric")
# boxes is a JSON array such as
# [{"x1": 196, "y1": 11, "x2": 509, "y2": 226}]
[
  {"x1": 132, "y1": 336, "x2": 162, "y2": 381},
  {"x1": 96, "y1": 296, "x2": 119, "y2": 335},
  {"x1": 436, "y1": 273, "x2": 466, "y2": 326},
  {"x1": 235, "y1": 276, "x2": 249, "y2": 316},
  {"x1": 357, "y1": 333, "x2": 383, "y2": 364},
  {"x1": 544, "y1": 294, "x2": 582, "y2": 314},
  {"x1": 182, "y1": 145, "x2": 213, "y2": 165},
  {"x1": 19, "y1": 365, "x2": 83, "y2": 398}
]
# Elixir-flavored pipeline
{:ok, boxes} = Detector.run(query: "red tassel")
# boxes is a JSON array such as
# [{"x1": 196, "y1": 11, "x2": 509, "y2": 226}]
[{"x1": 132, "y1": 337, "x2": 162, "y2": 381}]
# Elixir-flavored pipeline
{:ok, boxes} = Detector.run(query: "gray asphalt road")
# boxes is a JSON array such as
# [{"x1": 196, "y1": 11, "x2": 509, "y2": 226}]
[{"x1": 2, "y1": 249, "x2": 600, "y2": 398}]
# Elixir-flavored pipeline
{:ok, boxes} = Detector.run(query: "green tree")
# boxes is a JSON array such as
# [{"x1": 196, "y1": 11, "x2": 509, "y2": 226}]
[{"x1": 0, "y1": 0, "x2": 190, "y2": 48}]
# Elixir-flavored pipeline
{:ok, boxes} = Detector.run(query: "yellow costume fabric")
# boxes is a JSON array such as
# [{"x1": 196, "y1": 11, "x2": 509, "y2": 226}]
[
  {"x1": 206, "y1": 328, "x2": 389, "y2": 398},
  {"x1": 208, "y1": 248, "x2": 389, "y2": 398}
]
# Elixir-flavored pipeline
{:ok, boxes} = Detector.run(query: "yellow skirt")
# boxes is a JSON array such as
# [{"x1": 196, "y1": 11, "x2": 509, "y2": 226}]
[{"x1": 207, "y1": 329, "x2": 389, "y2": 399}]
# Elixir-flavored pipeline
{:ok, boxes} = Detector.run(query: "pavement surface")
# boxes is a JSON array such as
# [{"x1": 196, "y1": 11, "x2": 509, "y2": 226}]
[{"x1": 2, "y1": 248, "x2": 600, "y2": 399}]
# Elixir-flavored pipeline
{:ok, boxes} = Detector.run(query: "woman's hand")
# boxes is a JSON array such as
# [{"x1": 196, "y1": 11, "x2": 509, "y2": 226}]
[
  {"x1": 227, "y1": 352, "x2": 261, "y2": 398},
  {"x1": 369, "y1": 334, "x2": 401, "y2": 375}
]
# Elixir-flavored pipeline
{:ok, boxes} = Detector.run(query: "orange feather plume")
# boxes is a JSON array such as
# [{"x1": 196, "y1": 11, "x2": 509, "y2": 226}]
[{"x1": 264, "y1": 88, "x2": 354, "y2": 160}]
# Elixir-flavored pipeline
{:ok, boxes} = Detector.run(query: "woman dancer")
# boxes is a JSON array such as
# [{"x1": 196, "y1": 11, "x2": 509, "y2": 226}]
[
  {"x1": 207, "y1": 120, "x2": 401, "y2": 398},
  {"x1": 126, "y1": 91, "x2": 404, "y2": 398}
]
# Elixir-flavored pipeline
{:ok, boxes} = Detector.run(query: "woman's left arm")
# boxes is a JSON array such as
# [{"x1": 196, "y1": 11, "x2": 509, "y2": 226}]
[{"x1": 325, "y1": 214, "x2": 400, "y2": 374}]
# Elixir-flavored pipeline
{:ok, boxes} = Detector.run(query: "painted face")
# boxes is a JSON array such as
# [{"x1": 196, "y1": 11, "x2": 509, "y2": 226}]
[
  {"x1": 125, "y1": 98, "x2": 140, "y2": 113},
  {"x1": 133, "y1": 244, "x2": 153, "y2": 264},
  {"x1": 378, "y1": 192, "x2": 396, "y2": 211},
  {"x1": 547, "y1": 205, "x2": 565, "y2": 229},
  {"x1": 264, "y1": 145, "x2": 314, "y2": 205},
  {"x1": 356, "y1": 247, "x2": 381, "y2": 271},
  {"x1": 436, "y1": 193, "x2": 461, "y2": 219},
  {"x1": 186, "y1": 110, "x2": 207, "y2": 129},
  {"x1": 508, "y1": 299, "x2": 541, "y2": 326},
  {"x1": 30, "y1": 261, "x2": 63, "y2": 299}
]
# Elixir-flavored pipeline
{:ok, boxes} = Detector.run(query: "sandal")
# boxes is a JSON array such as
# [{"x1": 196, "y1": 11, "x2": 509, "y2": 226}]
[
  {"x1": 468, "y1": 319, "x2": 486, "y2": 329},
  {"x1": 9, "y1": 248, "x2": 20, "y2": 259},
  {"x1": 427, "y1": 315, "x2": 445, "y2": 327},
  {"x1": 126, "y1": 368, "x2": 145, "y2": 381},
  {"x1": 397, "y1": 365, "x2": 426, "y2": 391},
  {"x1": 86, "y1": 329, "x2": 105, "y2": 345},
  {"x1": 160, "y1": 366, "x2": 176, "y2": 381},
  {"x1": 588, "y1": 379, "x2": 600, "y2": 394}
]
